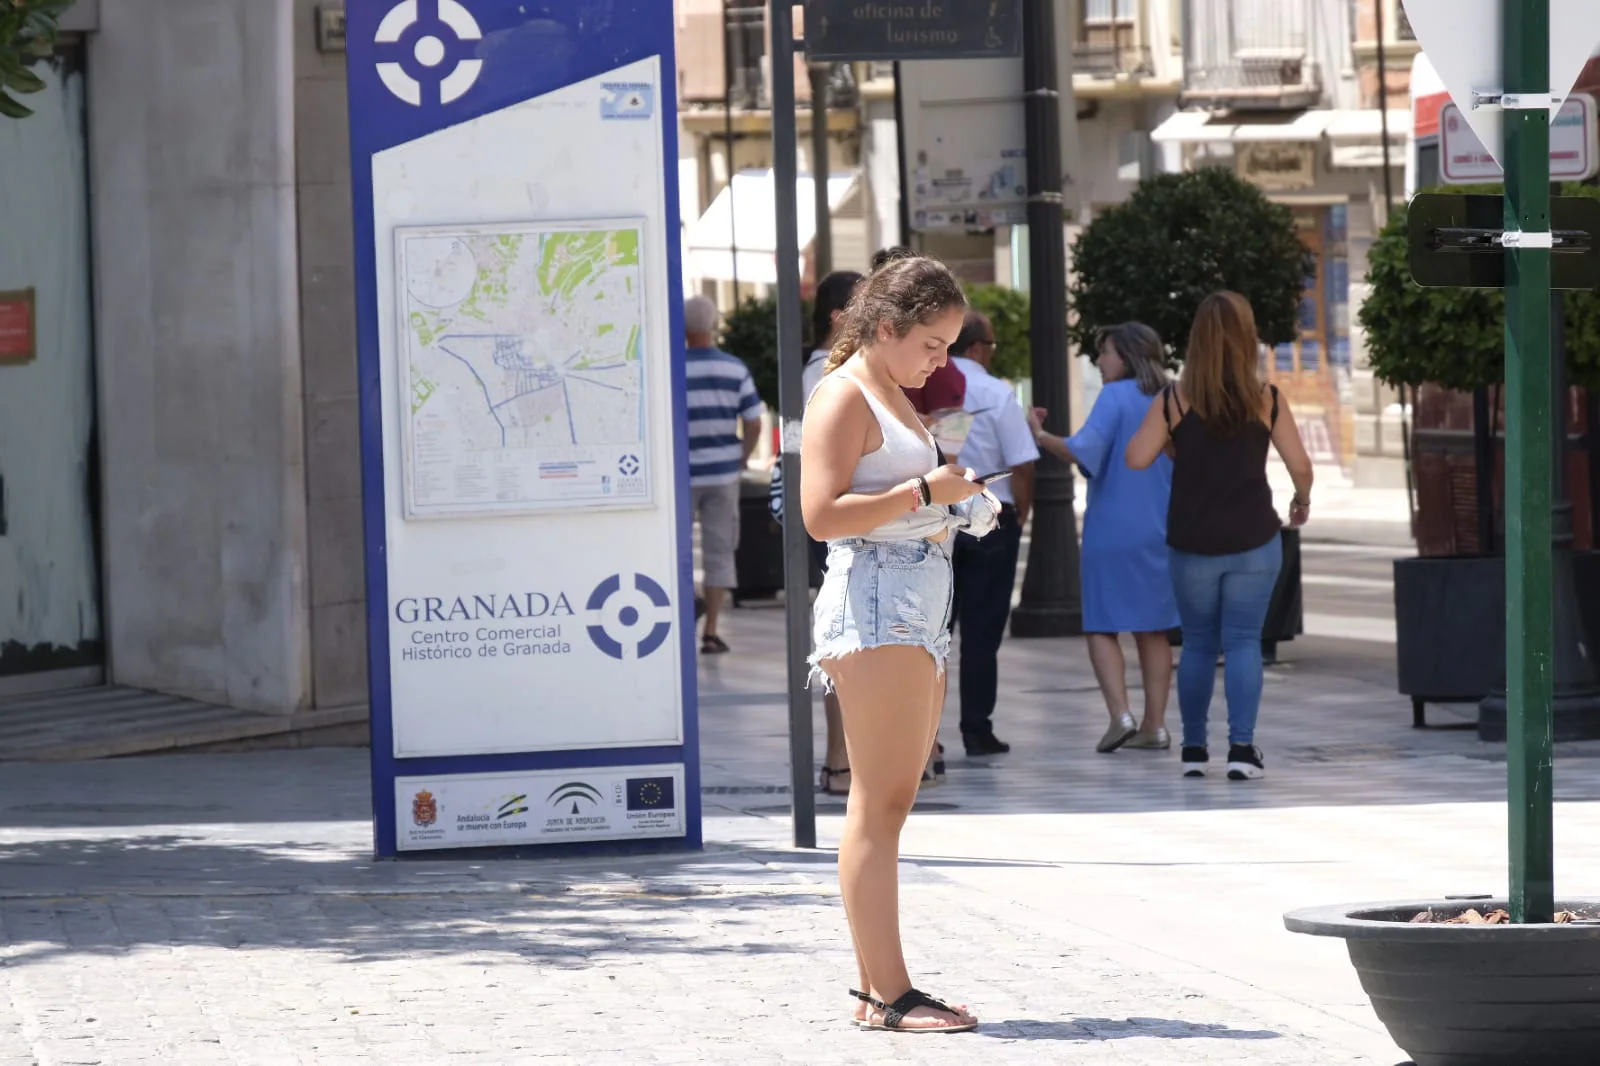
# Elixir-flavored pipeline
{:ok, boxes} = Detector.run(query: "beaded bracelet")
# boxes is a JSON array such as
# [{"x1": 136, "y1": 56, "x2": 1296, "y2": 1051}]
[{"x1": 907, "y1": 480, "x2": 923, "y2": 512}]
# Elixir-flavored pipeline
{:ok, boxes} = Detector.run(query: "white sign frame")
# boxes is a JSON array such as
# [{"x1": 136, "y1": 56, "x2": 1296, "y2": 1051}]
[
  {"x1": 1402, "y1": 0, "x2": 1600, "y2": 168},
  {"x1": 1440, "y1": 93, "x2": 1598, "y2": 183},
  {"x1": 396, "y1": 763, "x2": 687, "y2": 852},
  {"x1": 345, "y1": 0, "x2": 702, "y2": 859}
]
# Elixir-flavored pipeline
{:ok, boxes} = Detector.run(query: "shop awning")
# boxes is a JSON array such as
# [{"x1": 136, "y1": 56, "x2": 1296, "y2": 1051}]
[
  {"x1": 1326, "y1": 109, "x2": 1412, "y2": 168},
  {"x1": 1151, "y1": 109, "x2": 1335, "y2": 144},
  {"x1": 1151, "y1": 108, "x2": 1412, "y2": 168},
  {"x1": 685, "y1": 169, "x2": 861, "y2": 285}
]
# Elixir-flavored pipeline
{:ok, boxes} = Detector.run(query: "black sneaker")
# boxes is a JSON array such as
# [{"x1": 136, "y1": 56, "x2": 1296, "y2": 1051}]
[
  {"x1": 963, "y1": 733, "x2": 1011, "y2": 756},
  {"x1": 1181, "y1": 746, "x2": 1209, "y2": 778},
  {"x1": 1226, "y1": 744, "x2": 1265, "y2": 781}
]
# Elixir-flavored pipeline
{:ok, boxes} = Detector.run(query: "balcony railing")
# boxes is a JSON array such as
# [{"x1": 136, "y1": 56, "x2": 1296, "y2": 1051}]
[
  {"x1": 1073, "y1": 41, "x2": 1156, "y2": 79},
  {"x1": 726, "y1": 1, "x2": 767, "y2": 110},
  {"x1": 1182, "y1": 0, "x2": 1322, "y2": 109}
]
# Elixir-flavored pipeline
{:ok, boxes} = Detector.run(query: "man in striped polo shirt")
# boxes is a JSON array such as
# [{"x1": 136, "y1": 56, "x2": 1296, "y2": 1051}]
[{"x1": 684, "y1": 295, "x2": 764, "y2": 654}]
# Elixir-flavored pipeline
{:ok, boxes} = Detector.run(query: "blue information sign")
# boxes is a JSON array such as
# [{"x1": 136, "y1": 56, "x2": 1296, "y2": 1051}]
[{"x1": 344, "y1": 0, "x2": 701, "y2": 858}]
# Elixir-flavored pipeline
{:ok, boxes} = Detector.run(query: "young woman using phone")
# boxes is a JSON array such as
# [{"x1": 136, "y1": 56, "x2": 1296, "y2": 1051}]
[{"x1": 802, "y1": 255, "x2": 988, "y2": 1033}]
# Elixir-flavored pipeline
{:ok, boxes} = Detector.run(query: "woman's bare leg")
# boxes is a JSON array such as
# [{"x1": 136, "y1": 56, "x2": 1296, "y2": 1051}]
[
  {"x1": 922, "y1": 671, "x2": 948, "y2": 780},
  {"x1": 827, "y1": 646, "x2": 972, "y2": 1030},
  {"x1": 1086, "y1": 633, "x2": 1130, "y2": 721},
  {"x1": 822, "y1": 692, "x2": 850, "y2": 794},
  {"x1": 846, "y1": 914, "x2": 871, "y2": 1022},
  {"x1": 1133, "y1": 631, "x2": 1174, "y2": 734}
]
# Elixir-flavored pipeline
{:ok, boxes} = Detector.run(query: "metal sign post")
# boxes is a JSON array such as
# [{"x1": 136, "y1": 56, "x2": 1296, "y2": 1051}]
[
  {"x1": 1501, "y1": 0, "x2": 1557, "y2": 925},
  {"x1": 1404, "y1": 0, "x2": 1600, "y2": 923},
  {"x1": 770, "y1": 0, "x2": 817, "y2": 849}
]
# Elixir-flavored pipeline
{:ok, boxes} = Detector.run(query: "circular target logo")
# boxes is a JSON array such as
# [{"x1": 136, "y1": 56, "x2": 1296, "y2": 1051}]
[
  {"x1": 372, "y1": 0, "x2": 484, "y2": 107},
  {"x1": 586, "y1": 574, "x2": 673, "y2": 660},
  {"x1": 618, "y1": 454, "x2": 640, "y2": 476}
]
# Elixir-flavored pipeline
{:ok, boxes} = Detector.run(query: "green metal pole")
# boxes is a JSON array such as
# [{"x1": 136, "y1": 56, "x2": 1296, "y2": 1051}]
[{"x1": 1503, "y1": 0, "x2": 1556, "y2": 924}]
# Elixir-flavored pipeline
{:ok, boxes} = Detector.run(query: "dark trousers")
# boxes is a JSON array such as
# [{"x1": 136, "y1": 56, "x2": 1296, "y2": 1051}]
[{"x1": 952, "y1": 506, "x2": 1023, "y2": 740}]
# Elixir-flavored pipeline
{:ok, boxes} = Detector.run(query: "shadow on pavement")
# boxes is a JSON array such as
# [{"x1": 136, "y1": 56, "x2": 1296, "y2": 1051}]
[
  {"x1": 0, "y1": 835, "x2": 843, "y2": 970},
  {"x1": 979, "y1": 1017, "x2": 1280, "y2": 1041}
]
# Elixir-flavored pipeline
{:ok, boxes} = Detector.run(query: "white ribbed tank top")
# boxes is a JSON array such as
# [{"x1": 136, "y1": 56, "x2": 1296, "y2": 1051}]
[{"x1": 833, "y1": 370, "x2": 948, "y2": 543}]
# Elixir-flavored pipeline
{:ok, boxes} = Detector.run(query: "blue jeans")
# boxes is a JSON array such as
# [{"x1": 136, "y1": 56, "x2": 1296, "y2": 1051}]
[{"x1": 1169, "y1": 536, "x2": 1283, "y2": 749}]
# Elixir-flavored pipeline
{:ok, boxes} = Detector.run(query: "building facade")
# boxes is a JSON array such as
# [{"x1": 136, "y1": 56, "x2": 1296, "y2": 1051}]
[
  {"x1": 0, "y1": 0, "x2": 366, "y2": 715},
  {"x1": 1152, "y1": 0, "x2": 1413, "y2": 486},
  {"x1": 0, "y1": 0, "x2": 1463, "y2": 712},
  {"x1": 673, "y1": 0, "x2": 878, "y2": 305}
]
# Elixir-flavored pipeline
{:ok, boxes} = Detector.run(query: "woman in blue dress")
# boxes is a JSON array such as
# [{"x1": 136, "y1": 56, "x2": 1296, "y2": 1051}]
[{"x1": 1030, "y1": 322, "x2": 1180, "y2": 753}]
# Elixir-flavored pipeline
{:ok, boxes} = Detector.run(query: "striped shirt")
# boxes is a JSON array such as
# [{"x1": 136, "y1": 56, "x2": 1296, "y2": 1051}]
[{"x1": 685, "y1": 346, "x2": 764, "y2": 486}]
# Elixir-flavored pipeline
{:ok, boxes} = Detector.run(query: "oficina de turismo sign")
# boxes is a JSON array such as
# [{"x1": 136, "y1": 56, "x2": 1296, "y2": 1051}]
[
  {"x1": 343, "y1": 0, "x2": 701, "y2": 859},
  {"x1": 803, "y1": 0, "x2": 1023, "y2": 62}
]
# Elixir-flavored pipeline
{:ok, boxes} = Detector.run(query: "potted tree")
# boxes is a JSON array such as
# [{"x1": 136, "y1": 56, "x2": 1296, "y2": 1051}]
[
  {"x1": 1361, "y1": 188, "x2": 1600, "y2": 733},
  {"x1": 965, "y1": 282, "x2": 1033, "y2": 382},
  {"x1": 1286, "y1": 152, "x2": 1600, "y2": 1062},
  {"x1": 1068, "y1": 168, "x2": 1313, "y2": 656}
]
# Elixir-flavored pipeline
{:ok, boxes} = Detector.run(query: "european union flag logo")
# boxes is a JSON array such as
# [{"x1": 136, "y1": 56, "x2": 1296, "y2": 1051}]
[{"x1": 625, "y1": 776, "x2": 675, "y2": 811}]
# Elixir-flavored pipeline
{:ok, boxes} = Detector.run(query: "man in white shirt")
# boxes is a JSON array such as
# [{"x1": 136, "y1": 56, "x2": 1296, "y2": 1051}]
[{"x1": 949, "y1": 310, "x2": 1039, "y2": 756}]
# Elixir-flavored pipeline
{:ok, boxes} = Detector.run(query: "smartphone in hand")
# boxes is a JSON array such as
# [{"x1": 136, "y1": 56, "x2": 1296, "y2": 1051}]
[{"x1": 976, "y1": 470, "x2": 1013, "y2": 485}]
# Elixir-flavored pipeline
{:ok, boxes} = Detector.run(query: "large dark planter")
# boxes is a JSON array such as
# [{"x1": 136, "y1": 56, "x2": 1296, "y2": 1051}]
[
  {"x1": 1285, "y1": 899, "x2": 1600, "y2": 1066},
  {"x1": 1477, "y1": 549, "x2": 1600, "y2": 743},
  {"x1": 1394, "y1": 555, "x2": 1506, "y2": 727}
]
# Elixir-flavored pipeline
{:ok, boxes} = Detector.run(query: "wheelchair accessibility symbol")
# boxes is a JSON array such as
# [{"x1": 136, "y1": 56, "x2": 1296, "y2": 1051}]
[{"x1": 585, "y1": 573, "x2": 673, "y2": 660}]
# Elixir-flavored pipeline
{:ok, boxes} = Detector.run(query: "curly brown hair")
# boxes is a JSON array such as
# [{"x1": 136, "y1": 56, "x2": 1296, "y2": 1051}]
[{"x1": 823, "y1": 255, "x2": 967, "y2": 374}]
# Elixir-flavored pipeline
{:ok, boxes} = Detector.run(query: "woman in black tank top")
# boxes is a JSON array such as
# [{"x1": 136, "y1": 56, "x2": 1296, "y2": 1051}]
[{"x1": 1126, "y1": 292, "x2": 1314, "y2": 783}]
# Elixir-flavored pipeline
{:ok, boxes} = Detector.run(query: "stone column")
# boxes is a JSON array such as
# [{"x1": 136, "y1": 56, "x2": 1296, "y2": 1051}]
[{"x1": 88, "y1": 0, "x2": 311, "y2": 713}]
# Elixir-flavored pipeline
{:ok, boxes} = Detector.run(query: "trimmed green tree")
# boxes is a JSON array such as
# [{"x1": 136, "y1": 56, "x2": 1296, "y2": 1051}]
[
  {"x1": 718, "y1": 281, "x2": 1035, "y2": 408},
  {"x1": 1359, "y1": 183, "x2": 1600, "y2": 391},
  {"x1": 1359, "y1": 183, "x2": 1600, "y2": 557},
  {"x1": 1067, "y1": 168, "x2": 1312, "y2": 361},
  {"x1": 1, "y1": 0, "x2": 73, "y2": 119},
  {"x1": 965, "y1": 283, "x2": 1030, "y2": 381},
  {"x1": 718, "y1": 293, "x2": 813, "y2": 410}
]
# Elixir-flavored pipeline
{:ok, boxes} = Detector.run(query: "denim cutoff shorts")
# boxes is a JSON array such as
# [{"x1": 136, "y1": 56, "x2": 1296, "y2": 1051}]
[{"x1": 808, "y1": 537, "x2": 954, "y2": 691}]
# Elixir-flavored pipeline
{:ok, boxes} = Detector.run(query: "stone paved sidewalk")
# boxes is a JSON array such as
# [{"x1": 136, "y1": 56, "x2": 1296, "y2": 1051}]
[{"x1": 4, "y1": 606, "x2": 1599, "y2": 1064}]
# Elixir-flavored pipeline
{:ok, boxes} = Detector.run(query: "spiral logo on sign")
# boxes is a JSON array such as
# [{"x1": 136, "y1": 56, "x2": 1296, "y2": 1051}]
[
  {"x1": 585, "y1": 574, "x2": 673, "y2": 660},
  {"x1": 372, "y1": 0, "x2": 485, "y2": 107}
]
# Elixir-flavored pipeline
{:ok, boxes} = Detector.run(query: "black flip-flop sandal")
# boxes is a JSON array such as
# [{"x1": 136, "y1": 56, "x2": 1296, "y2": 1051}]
[
  {"x1": 862, "y1": 988, "x2": 978, "y2": 1034},
  {"x1": 819, "y1": 766, "x2": 851, "y2": 795},
  {"x1": 700, "y1": 634, "x2": 730, "y2": 655}
]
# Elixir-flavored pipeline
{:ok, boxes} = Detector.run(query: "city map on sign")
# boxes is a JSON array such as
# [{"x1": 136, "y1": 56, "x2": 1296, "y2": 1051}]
[{"x1": 396, "y1": 222, "x2": 652, "y2": 518}]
